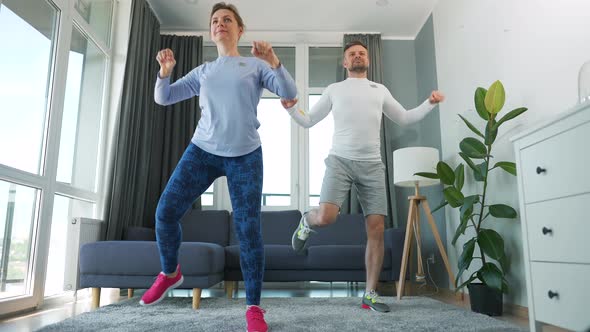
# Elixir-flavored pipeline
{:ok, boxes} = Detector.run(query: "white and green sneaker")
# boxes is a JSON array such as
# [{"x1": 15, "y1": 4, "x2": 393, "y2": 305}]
[
  {"x1": 361, "y1": 290, "x2": 391, "y2": 313},
  {"x1": 291, "y1": 213, "x2": 315, "y2": 253}
]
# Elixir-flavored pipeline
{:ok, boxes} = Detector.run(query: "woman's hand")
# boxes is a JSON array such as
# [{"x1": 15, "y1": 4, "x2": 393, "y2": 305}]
[
  {"x1": 156, "y1": 48, "x2": 176, "y2": 78},
  {"x1": 251, "y1": 41, "x2": 280, "y2": 69},
  {"x1": 281, "y1": 98, "x2": 298, "y2": 109},
  {"x1": 429, "y1": 90, "x2": 445, "y2": 104}
]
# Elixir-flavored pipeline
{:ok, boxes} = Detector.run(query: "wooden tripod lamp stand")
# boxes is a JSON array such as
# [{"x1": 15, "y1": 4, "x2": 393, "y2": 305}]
[{"x1": 393, "y1": 147, "x2": 455, "y2": 299}]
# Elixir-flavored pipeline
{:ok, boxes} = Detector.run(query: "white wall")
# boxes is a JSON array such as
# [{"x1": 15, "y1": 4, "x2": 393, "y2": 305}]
[{"x1": 432, "y1": 0, "x2": 590, "y2": 307}]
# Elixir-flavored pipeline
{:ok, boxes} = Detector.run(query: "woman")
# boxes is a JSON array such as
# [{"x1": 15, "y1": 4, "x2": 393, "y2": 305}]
[{"x1": 140, "y1": 3, "x2": 296, "y2": 331}]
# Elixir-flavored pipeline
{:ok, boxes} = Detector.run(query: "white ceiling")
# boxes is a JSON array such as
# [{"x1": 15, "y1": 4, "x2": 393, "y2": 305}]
[{"x1": 147, "y1": 0, "x2": 438, "y2": 40}]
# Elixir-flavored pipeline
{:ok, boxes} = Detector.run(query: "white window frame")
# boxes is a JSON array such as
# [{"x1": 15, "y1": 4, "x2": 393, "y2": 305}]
[
  {"x1": 0, "y1": 0, "x2": 116, "y2": 315},
  {"x1": 300, "y1": 43, "x2": 342, "y2": 213}
]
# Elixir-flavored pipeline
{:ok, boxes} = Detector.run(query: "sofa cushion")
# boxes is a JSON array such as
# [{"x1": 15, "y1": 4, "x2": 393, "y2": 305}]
[
  {"x1": 308, "y1": 214, "x2": 367, "y2": 246},
  {"x1": 124, "y1": 227, "x2": 156, "y2": 241},
  {"x1": 80, "y1": 241, "x2": 225, "y2": 276},
  {"x1": 306, "y1": 245, "x2": 392, "y2": 270},
  {"x1": 181, "y1": 210, "x2": 230, "y2": 246},
  {"x1": 229, "y1": 210, "x2": 301, "y2": 245},
  {"x1": 224, "y1": 244, "x2": 308, "y2": 270}
]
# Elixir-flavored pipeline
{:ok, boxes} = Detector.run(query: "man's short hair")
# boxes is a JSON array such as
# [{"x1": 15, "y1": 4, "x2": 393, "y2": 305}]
[{"x1": 343, "y1": 40, "x2": 368, "y2": 53}]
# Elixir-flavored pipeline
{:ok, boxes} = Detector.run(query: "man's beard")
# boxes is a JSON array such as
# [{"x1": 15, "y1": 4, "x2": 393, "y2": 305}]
[{"x1": 350, "y1": 64, "x2": 368, "y2": 73}]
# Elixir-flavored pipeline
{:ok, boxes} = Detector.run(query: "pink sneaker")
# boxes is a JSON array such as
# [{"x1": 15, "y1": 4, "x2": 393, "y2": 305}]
[
  {"x1": 139, "y1": 264, "x2": 183, "y2": 306},
  {"x1": 246, "y1": 305, "x2": 268, "y2": 332}
]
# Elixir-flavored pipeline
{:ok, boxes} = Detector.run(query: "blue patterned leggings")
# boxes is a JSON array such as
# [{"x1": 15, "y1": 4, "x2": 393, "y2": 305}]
[{"x1": 155, "y1": 143, "x2": 264, "y2": 305}]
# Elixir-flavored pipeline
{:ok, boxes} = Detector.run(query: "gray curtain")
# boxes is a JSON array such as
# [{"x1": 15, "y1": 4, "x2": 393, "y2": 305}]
[
  {"x1": 342, "y1": 34, "x2": 396, "y2": 228},
  {"x1": 103, "y1": 0, "x2": 202, "y2": 240},
  {"x1": 143, "y1": 35, "x2": 203, "y2": 229}
]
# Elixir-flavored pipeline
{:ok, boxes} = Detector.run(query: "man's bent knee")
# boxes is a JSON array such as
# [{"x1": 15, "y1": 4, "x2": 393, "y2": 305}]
[{"x1": 316, "y1": 203, "x2": 339, "y2": 226}]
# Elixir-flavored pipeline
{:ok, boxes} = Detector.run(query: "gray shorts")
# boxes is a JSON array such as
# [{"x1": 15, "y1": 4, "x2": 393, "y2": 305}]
[{"x1": 319, "y1": 154, "x2": 388, "y2": 216}]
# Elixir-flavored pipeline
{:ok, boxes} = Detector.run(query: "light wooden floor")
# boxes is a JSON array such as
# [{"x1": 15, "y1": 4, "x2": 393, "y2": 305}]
[{"x1": 0, "y1": 282, "x2": 570, "y2": 331}]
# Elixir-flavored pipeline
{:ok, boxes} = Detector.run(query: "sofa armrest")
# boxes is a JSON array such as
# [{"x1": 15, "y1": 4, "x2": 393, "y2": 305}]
[
  {"x1": 384, "y1": 227, "x2": 405, "y2": 281},
  {"x1": 123, "y1": 226, "x2": 156, "y2": 241}
]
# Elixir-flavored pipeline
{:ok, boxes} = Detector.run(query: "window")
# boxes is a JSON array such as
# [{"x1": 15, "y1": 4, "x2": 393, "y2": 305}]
[
  {"x1": 309, "y1": 47, "x2": 343, "y2": 87},
  {"x1": 307, "y1": 95, "x2": 334, "y2": 206},
  {"x1": 306, "y1": 47, "x2": 342, "y2": 207},
  {"x1": 0, "y1": 0, "x2": 113, "y2": 313},
  {"x1": 183, "y1": 45, "x2": 342, "y2": 210},
  {"x1": 202, "y1": 46, "x2": 296, "y2": 208},
  {"x1": 257, "y1": 98, "x2": 291, "y2": 206},
  {"x1": 73, "y1": 0, "x2": 113, "y2": 46},
  {"x1": 0, "y1": 180, "x2": 39, "y2": 300},
  {"x1": 201, "y1": 184, "x2": 214, "y2": 206},
  {"x1": 0, "y1": 1, "x2": 58, "y2": 174},
  {"x1": 56, "y1": 27, "x2": 107, "y2": 192}
]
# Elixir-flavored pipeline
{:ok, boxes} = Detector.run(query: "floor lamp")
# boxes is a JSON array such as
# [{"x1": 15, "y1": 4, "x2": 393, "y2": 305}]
[{"x1": 393, "y1": 147, "x2": 455, "y2": 299}]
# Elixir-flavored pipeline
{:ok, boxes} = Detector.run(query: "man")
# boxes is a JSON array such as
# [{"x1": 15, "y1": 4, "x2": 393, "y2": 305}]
[{"x1": 281, "y1": 40, "x2": 444, "y2": 312}]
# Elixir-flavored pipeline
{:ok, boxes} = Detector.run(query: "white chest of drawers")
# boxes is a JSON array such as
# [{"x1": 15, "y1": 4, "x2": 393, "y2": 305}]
[{"x1": 512, "y1": 102, "x2": 590, "y2": 332}]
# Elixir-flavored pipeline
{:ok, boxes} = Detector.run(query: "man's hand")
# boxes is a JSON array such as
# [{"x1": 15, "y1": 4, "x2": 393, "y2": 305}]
[
  {"x1": 429, "y1": 90, "x2": 445, "y2": 104},
  {"x1": 251, "y1": 41, "x2": 280, "y2": 69},
  {"x1": 156, "y1": 48, "x2": 176, "y2": 78},
  {"x1": 281, "y1": 98, "x2": 298, "y2": 109}
]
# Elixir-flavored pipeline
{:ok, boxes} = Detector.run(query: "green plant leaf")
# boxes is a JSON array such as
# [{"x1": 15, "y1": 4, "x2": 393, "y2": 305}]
[
  {"x1": 484, "y1": 80, "x2": 505, "y2": 114},
  {"x1": 437, "y1": 161, "x2": 455, "y2": 185},
  {"x1": 473, "y1": 161, "x2": 488, "y2": 182},
  {"x1": 485, "y1": 120, "x2": 498, "y2": 145},
  {"x1": 458, "y1": 114, "x2": 484, "y2": 138},
  {"x1": 493, "y1": 161, "x2": 517, "y2": 176},
  {"x1": 443, "y1": 187, "x2": 465, "y2": 208},
  {"x1": 462, "y1": 209, "x2": 474, "y2": 224},
  {"x1": 431, "y1": 200, "x2": 448, "y2": 214},
  {"x1": 460, "y1": 137, "x2": 488, "y2": 159},
  {"x1": 478, "y1": 228, "x2": 505, "y2": 260},
  {"x1": 455, "y1": 272, "x2": 478, "y2": 291},
  {"x1": 461, "y1": 195, "x2": 479, "y2": 216},
  {"x1": 492, "y1": 107, "x2": 528, "y2": 131},
  {"x1": 459, "y1": 152, "x2": 482, "y2": 178},
  {"x1": 454, "y1": 164, "x2": 465, "y2": 191},
  {"x1": 455, "y1": 238, "x2": 476, "y2": 285},
  {"x1": 489, "y1": 204, "x2": 517, "y2": 218},
  {"x1": 474, "y1": 87, "x2": 489, "y2": 120},
  {"x1": 479, "y1": 262, "x2": 504, "y2": 292},
  {"x1": 451, "y1": 223, "x2": 465, "y2": 246},
  {"x1": 414, "y1": 172, "x2": 439, "y2": 179},
  {"x1": 452, "y1": 211, "x2": 473, "y2": 245}
]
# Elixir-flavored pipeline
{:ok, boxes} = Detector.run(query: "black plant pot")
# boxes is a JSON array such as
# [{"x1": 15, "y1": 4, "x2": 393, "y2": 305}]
[{"x1": 467, "y1": 283, "x2": 503, "y2": 316}]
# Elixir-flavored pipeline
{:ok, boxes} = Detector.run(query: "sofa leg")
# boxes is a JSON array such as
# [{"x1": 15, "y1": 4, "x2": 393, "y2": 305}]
[
  {"x1": 225, "y1": 280, "x2": 236, "y2": 299},
  {"x1": 91, "y1": 288, "x2": 101, "y2": 309},
  {"x1": 128, "y1": 288, "x2": 134, "y2": 299},
  {"x1": 193, "y1": 288, "x2": 202, "y2": 309}
]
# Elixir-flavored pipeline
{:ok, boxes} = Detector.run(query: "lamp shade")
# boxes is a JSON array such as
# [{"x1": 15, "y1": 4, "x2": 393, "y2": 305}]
[{"x1": 393, "y1": 147, "x2": 440, "y2": 187}]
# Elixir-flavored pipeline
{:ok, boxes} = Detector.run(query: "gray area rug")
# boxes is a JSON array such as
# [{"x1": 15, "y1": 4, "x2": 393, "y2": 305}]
[{"x1": 37, "y1": 296, "x2": 525, "y2": 332}]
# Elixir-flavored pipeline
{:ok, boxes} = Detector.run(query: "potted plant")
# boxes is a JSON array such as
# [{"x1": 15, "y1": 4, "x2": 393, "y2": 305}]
[{"x1": 415, "y1": 80, "x2": 527, "y2": 316}]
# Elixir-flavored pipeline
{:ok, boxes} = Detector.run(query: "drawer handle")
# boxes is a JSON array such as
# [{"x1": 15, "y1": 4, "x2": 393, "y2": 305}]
[
  {"x1": 536, "y1": 166, "x2": 546, "y2": 174},
  {"x1": 542, "y1": 227, "x2": 553, "y2": 235},
  {"x1": 548, "y1": 290, "x2": 559, "y2": 299}
]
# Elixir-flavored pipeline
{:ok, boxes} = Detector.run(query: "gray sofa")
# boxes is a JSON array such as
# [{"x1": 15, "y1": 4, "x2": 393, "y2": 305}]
[{"x1": 79, "y1": 209, "x2": 405, "y2": 309}]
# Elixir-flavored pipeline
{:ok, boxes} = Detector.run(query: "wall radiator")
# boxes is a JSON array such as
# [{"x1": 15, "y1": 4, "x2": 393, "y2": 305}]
[{"x1": 64, "y1": 217, "x2": 106, "y2": 291}]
